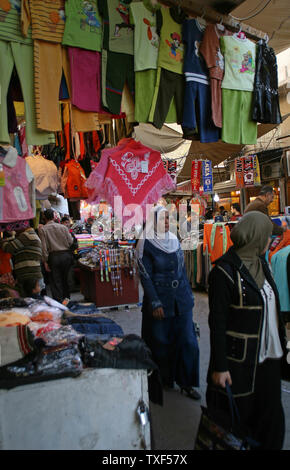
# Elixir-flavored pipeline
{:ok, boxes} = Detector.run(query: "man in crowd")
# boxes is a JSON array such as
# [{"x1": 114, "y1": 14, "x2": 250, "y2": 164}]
[
  {"x1": 244, "y1": 186, "x2": 285, "y2": 235},
  {"x1": 230, "y1": 203, "x2": 242, "y2": 221},
  {"x1": 0, "y1": 221, "x2": 43, "y2": 296},
  {"x1": 38, "y1": 209, "x2": 74, "y2": 303}
]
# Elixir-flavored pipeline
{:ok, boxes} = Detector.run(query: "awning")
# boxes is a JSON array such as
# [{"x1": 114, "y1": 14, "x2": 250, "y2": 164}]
[
  {"x1": 178, "y1": 114, "x2": 290, "y2": 181},
  {"x1": 169, "y1": 0, "x2": 290, "y2": 54},
  {"x1": 231, "y1": 0, "x2": 290, "y2": 54}
]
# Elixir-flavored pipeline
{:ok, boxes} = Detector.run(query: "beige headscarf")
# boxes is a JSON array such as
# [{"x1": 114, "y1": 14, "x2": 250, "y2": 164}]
[{"x1": 230, "y1": 211, "x2": 273, "y2": 289}]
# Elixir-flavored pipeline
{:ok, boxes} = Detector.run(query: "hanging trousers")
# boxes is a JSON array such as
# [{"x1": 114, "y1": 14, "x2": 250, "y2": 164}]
[
  {"x1": 0, "y1": 40, "x2": 54, "y2": 145},
  {"x1": 48, "y1": 251, "x2": 74, "y2": 302},
  {"x1": 33, "y1": 41, "x2": 100, "y2": 132}
]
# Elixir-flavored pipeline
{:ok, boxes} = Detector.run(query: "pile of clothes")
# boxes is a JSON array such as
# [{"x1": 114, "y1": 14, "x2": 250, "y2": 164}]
[{"x1": 0, "y1": 296, "x2": 162, "y2": 403}]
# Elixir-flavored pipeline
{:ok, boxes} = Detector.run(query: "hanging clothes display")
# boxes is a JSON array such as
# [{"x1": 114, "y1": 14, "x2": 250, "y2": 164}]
[
  {"x1": 21, "y1": 0, "x2": 66, "y2": 131},
  {"x1": 26, "y1": 153, "x2": 58, "y2": 200},
  {"x1": 252, "y1": 39, "x2": 282, "y2": 124},
  {"x1": 182, "y1": 19, "x2": 219, "y2": 143},
  {"x1": 149, "y1": 6, "x2": 186, "y2": 129},
  {"x1": 0, "y1": 146, "x2": 35, "y2": 224},
  {"x1": 67, "y1": 47, "x2": 102, "y2": 112},
  {"x1": 220, "y1": 34, "x2": 257, "y2": 145},
  {"x1": 61, "y1": 159, "x2": 89, "y2": 200},
  {"x1": 0, "y1": 4, "x2": 54, "y2": 145},
  {"x1": 98, "y1": 0, "x2": 135, "y2": 115},
  {"x1": 85, "y1": 138, "x2": 175, "y2": 222},
  {"x1": 199, "y1": 23, "x2": 231, "y2": 128},
  {"x1": 62, "y1": 0, "x2": 102, "y2": 52},
  {"x1": 271, "y1": 245, "x2": 290, "y2": 313},
  {"x1": 203, "y1": 223, "x2": 233, "y2": 264}
]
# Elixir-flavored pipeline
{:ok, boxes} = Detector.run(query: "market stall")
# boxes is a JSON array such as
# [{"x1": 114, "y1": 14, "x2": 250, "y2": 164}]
[{"x1": 2, "y1": 0, "x2": 290, "y2": 451}]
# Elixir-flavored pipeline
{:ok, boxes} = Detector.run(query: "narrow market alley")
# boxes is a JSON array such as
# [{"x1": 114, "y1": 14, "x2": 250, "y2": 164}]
[{"x1": 72, "y1": 289, "x2": 290, "y2": 450}]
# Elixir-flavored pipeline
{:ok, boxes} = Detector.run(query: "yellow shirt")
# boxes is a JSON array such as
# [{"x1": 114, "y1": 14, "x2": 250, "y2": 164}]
[{"x1": 21, "y1": 0, "x2": 65, "y2": 44}]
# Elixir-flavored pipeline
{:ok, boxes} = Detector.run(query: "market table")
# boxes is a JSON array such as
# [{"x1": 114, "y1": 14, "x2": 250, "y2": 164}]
[
  {"x1": 78, "y1": 261, "x2": 139, "y2": 307},
  {"x1": 0, "y1": 368, "x2": 151, "y2": 450}
]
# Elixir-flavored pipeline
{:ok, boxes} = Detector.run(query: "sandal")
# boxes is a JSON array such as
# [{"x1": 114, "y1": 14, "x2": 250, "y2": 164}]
[{"x1": 180, "y1": 387, "x2": 201, "y2": 400}]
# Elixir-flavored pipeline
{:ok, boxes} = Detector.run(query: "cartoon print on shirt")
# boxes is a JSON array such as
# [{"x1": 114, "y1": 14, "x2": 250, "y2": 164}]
[
  {"x1": 194, "y1": 40, "x2": 200, "y2": 57},
  {"x1": 49, "y1": 8, "x2": 65, "y2": 26},
  {"x1": 240, "y1": 51, "x2": 255, "y2": 74},
  {"x1": 143, "y1": 18, "x2": 159, "y2": 48},
  {"x1": 165, "y1": 32, "x2": 183, "y2": 62},
  {"x1": 121, "y1": 152, "x2": 150, "y2": 180},
  {"x1": 114, "y1": 1, "x2": 133, "y2": 37},
  {"x1": 80, "y1": 1, "x2": 101, "y2": 32},
  {"x1": 0, "y1": 0, "x2": 20, "y2": 22},
  {"x1": 216, "y1": 48, "x2": 224, "y2": 70}
]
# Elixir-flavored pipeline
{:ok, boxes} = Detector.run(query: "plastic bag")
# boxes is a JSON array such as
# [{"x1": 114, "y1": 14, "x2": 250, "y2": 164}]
[
  {"x1": 35, "y1": 325, "x2": 84, "y2": 347},
  {"x1": 0, "y1": 344, "x2": 83, "y2": 389}
]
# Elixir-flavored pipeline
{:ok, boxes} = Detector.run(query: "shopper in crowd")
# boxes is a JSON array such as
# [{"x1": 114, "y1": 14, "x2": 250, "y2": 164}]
[
  {"x1": 85, "y1": 217, "x2": 95, "y2": 234},
  {"x1": 205, "y1": 208, "x2": 214, "y2": 220},
  {"x1": 61, "y1": 216, "x2": 71, "y2": 228},
  {"x1": 0, "y1": 221, "x2": 43, "y2": 297},
  {"x1": 244, "y1": 185, "x2": 285, "y2": 235},
  {"x1": 137, "y1": 205, "x2": 200, "y2": 399},
  {"x1": 218, "y1": 206, "x2": 227, "y2": 217},
  {"x1": 230, "y1": 203, "x2": 242, "y2": 221},
  {"x1": 21, "y1": 278, "x2": 42, "y2": 299},
  {"x1": 38, "y1": 209, "x2": 74, "y2": 303},
  {"x1": 206, "y1": 211, "x2": 286, "y2": 449}
]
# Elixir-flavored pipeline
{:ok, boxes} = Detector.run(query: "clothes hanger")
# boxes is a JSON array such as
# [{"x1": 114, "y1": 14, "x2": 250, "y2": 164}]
[
  {"x1": 234, "y1": 23, "x2": 246, "y2": 40},
  {"x1": 216, "y1": 16, "x2": 225, "y2": 31},
  {"x1": 196, "y1": 7, "x2": 207, "y2": 28}
]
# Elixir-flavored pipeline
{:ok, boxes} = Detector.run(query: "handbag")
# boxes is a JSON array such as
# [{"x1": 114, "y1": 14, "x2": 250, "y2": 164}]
[{"x1": 194, "y1": 382, "x2": 259, "y2": 450}]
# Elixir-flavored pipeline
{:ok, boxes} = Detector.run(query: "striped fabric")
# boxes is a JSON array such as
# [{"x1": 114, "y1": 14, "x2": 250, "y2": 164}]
[
  {"x1": 1, "y1": 228, "x2": 42, "y2": 281},
  {"x1": 22, "y1": 0, "x2": 65, "y2": 44},
  {"x1": 0, "y1": 4, "x2": 32, "y2": 44}
]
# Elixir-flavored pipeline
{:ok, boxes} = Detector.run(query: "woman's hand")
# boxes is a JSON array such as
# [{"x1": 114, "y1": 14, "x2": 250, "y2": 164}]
[
  {"x1": 211, "y1": 371, "x2": 232, "y2": 388},
  {"x1": 152, "y1": 307, "x2": 165, "y2": 320}
]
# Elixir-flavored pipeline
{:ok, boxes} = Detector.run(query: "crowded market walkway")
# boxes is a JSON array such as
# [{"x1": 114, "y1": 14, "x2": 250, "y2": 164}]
[{"x1": 71, "y1": 290, "x2": 290, "y2": 450}]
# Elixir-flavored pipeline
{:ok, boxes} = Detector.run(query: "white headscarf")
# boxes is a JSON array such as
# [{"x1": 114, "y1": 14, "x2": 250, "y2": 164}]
[{"x1": 136, "y1": 205, "x2": 180, "y2": 260}]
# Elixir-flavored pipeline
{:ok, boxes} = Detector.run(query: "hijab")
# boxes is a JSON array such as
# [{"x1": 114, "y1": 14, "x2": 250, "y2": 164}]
[
  {"x1": 230, "y1": 211, "x2": 273, "y2": 289},
  {"x1": 136, "y1": 205, "x2": 180, "y2": 260}
]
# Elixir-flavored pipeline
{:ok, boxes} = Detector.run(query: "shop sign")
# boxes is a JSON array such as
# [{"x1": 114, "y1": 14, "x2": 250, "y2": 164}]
[
  {"x1": 252, "y1": 155, "x2": 261, "y2": 185},
  {"x1": 168, "y1": 160, "x2": 177, "y2": 184},
  {"x1": 235, "y1": 157, "x2": 244, "y2": 188},
  {"x1": 243, "y1": 156, "x2": 254, "y2": 186},
  {"x1": 202, "y1": 160, "x2": 213, "y2": 193},
  {"x1": 191, "y1": 160, "x2": 202, "y2": 192}
]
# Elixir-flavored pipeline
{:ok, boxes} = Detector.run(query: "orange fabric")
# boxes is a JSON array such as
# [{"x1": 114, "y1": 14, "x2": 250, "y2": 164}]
[
  {"x1": 63, "y1": 103, "x2": 71, "y2": 160},
  {"x1": 0, "y1": 249, "x2": 12, "y2": 275},
  {"x1": 92, "y1": 130, "x2": 101, "y2": 154},
  {"x1": 31, "y1": 311, "x2": 54, "y2": 322},
  {"x1": 203, "y1": 224, "x2": 233, "y2": 263},
  {"x1": 65, "y1": 160, "x2": 88, "y2": 199},
  {"x1": 268, "y1": 229, "x2": 290, "y2": 262},
  {"x1": 79, "y1": 132, "x2": 85, "y2": 159}
]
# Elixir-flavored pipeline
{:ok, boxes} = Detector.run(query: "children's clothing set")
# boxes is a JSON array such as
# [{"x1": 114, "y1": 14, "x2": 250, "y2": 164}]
[
  {"x1": 63, "y1": 0, "x2": 103, "y2": 113},
  {"x1": 130, "y1": 1, "x2": 176, "y2": 123},
  {"x1": 220, "y1": 34, "x2": 257, "y2": 145},
  {"x1": 21, "y1": 0, "x2": 100, "y2": 133},
  {"x1": 98, "y1": 0, "x2": 135, "y2": 115},
  {"x1": 199, "y1": 24, "x2": 231, "y2": 128},
  {"x1": 149, "y1": 6, "x2": 185, "y2": 128},
  {"x1": 182, "y1": 19, "x2": 219, "y2": 143}
]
